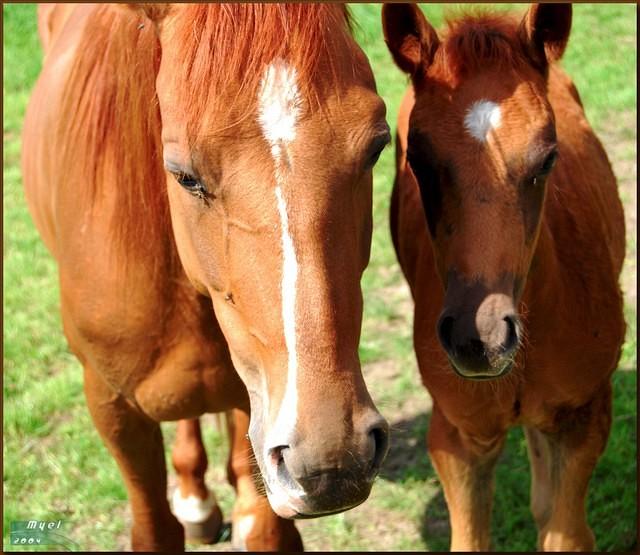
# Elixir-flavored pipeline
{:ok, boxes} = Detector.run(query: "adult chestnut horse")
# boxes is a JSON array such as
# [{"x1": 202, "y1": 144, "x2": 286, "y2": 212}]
[
  {"x1": 22, "y1": 3, "x2": 391, "y2": 551},
  {"x1": 383, "y1": 3, "x2": 625, "y2": 551}
]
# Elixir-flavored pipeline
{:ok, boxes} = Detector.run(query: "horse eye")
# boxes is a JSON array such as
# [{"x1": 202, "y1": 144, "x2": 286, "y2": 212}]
[
  {"x1": 540, "y1": 150, "x2": 558, "y2": 175},
  {"x1": 172, "y1": 172, "x2": 209, "y2": 201},
  {"x1": 175, "y1": 172, "x2": 200, "y2": 188},
  {"x1": 367, "y1": 147, "x2": 384, "y2": 167},
  {"x1": 530, "y1": 149, "x2": 558, "y2": 186},
  {"x1": 366, "y1": 131, "x2": 391, "y2": 168}
]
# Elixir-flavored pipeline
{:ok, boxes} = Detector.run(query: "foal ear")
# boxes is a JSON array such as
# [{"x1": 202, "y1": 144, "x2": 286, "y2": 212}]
[
  {"x1": 382, "y1": 3, "x2": 440, "y2": 79},
  {"x1": 519, "y1": 3, "x2": 572, "y2": 67}
]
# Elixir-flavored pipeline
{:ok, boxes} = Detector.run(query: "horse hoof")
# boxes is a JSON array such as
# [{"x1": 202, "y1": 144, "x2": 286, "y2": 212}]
[{"x1": 182, "y1": 505, "x2": 224, "y2": 545}]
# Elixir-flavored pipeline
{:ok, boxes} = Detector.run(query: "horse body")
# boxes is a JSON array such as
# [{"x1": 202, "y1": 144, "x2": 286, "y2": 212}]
[
  {"x1": 384, "y1": 3, "x2": 624, "y2": 550},
  {"x1": 24, "y1": 3, "x2": 248, "y2": 419},
  {"x1": 23, "y1": 3, "x2": 390, "y2": 550},
  {"x1": 394, "y1": 64, "x2": 624, "y2": 430}
]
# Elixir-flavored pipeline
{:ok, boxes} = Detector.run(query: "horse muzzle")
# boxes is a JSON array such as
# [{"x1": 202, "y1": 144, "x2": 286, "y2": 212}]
[
  {"x1": 256, "y1": 411, "x2": 389, "y2": 518},
  {"x1": 437, "y1": 308, "x2": 520, "y2": 380}
]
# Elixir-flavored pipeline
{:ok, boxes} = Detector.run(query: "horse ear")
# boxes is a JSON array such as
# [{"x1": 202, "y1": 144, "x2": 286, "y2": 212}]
[
  {"x1": 127, "y1": 3, "x2": 171, "y2": 23},
  {"x1": 382, "y1": 3, "x2": 439, "y2": 79},
  {"x1": 519, "y1": 3, "x2": 572, "y2": 67}
]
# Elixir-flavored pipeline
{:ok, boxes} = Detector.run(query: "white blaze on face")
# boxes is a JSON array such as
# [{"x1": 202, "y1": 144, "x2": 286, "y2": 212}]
[
  {"x1": 464, "y1": 99, "x2": 501, "y2": 142},
  {"x1": 258, "y1": 59, "x2": 301, "y2": 177},
  {"x1": 258, "y1": 59, "x2": 301, "y2": 452}
]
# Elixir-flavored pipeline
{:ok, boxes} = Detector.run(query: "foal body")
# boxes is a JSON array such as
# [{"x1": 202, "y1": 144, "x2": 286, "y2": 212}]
[{"x1": 384, "y1": 4, "x2": 625, "y2": 550}]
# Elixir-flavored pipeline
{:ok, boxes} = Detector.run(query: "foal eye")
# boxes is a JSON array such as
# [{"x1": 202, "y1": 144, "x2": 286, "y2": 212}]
[
  {"x1": 530, "y1": 149, "x2": 558, "y2": 186},
  {"x1": 539, "y1": 150, "x2": 558, "y2": 176}
]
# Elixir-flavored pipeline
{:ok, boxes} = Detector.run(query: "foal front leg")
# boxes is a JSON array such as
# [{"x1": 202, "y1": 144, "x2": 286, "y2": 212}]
[
  {"x1": 226, "y1": 408, "x2": 303, "y2": 551},
  {"x1": 171, "y1": 418, "x2": 223, "y2": 544},
  {"x1": 526, "y1": 385, "x2": 612, "y2": 551},
  {"x1": 428, "y1": 404, "x2": 506, "y2": 551},
  {"x1": 83, "y1": 365, "x2": 184, "y2": 551}
]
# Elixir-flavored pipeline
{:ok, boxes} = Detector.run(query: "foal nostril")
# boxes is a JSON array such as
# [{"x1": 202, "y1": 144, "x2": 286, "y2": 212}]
[
  {"x1": 437, "y1": 314, "x2": 455, "y2": 353},
  {"x1": 468, "y1": 337, "x2": 485, "y2": 358},
  {"x1": 367, "y1": 422, "x2": 390, "y2": 478},
  {"x1": 502, "y1": 315, "x2": 519, "y2": 352}
]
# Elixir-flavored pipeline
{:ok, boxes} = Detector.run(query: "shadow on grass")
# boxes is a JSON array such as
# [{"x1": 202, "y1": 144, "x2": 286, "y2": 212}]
[
  {"x1": 375, "y1": 370, "x2": 637, "y2": 552},
  {"x1": 380, "y1": 411, "x2": 431, "y2": 482},
  {"x1": 378, "y1": 410, "x2": 452, "y2": 550}
]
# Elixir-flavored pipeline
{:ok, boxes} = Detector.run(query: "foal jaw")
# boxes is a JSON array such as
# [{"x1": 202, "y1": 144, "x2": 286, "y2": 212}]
[{"x1": 449, "y1": 358, "x2": 514, "y2": 380}]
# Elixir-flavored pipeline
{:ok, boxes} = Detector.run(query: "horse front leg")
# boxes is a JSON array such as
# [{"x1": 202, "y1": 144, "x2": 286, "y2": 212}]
[
  {"x1": 83, "y1": 365, "x2": 184, "y2": 551},
  {"x1": 226, "y1": 408, "x2": 303, "y2": 551},
  {"x1": 526, "y1": 385, "x2": 612, "y2": 551},
  {"x1": 428, "y1": 403, "x2": 506, "y2": 551},
  {"x1": 171, "y1": 418, "x2": 223, "y2": 544},
  {"x1": 524, "y1": 426, "x2": 554, "y2": 539}
]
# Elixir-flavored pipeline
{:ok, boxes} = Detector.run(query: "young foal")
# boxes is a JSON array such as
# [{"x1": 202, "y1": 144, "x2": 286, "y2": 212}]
[
  {"x1": 22, "y1": 4, "x2": 391, "y2": 551},
  {"x1": 383, "y1": 3, "x2": 625, "y2": 550}
]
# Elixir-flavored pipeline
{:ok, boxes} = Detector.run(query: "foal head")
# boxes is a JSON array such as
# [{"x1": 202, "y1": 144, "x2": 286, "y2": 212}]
[
  {"x1": 384, "y1": 3, "x2": 571, "y2": 379},
  {"x1": 139, "y1": 4, "x2": 390, "y2": 517}
]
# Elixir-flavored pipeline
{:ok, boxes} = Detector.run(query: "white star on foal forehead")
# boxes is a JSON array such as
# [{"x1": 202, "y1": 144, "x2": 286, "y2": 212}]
[{"x1": 464, "y1": 99, "x2": 501, "y2": 142}]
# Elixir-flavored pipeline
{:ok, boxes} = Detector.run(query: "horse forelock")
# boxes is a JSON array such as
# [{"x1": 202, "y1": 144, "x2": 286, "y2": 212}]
[
  {"x1": 430, "y1": 10, "x2": 530, "y2": 85},
  {"x1": 169, "y1": 3, "x2": 353, "y2": 136}
]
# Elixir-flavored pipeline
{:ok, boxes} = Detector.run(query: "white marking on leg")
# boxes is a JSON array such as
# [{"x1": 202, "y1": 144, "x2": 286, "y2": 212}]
[
  {"x1": 257, "y1": 59, "x2": 301, "y2": 452},
  {"x1": 464, "y1": 100, "x2": 501, "y2": 142},
  {"x1": 171, "y1": 489, "x2": 216, "y2": 524},
  {"x1": 232, "y1": 515, "x2": 256, "y2": 551}
]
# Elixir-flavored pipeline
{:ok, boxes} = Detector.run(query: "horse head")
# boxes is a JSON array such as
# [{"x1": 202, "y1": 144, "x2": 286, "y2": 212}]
[
  {"x1": 383, "y1": 3, "x2": 571, "y2": 379},
  {"x1": 142, "y1": 4, "x2": 390, "y2": 517}
]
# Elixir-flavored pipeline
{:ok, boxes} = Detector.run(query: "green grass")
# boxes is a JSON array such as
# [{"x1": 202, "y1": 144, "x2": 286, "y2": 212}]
[{"x1": 3, "y1": 3, "x2": 636, "y2": 552}]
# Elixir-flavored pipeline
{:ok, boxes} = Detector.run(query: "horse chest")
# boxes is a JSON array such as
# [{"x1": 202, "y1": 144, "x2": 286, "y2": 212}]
[{"x1": 60, "y1": 261, "x2": 247, "y2": 420}]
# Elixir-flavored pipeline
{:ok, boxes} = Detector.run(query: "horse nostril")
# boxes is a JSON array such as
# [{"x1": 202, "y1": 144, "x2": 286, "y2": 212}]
[
  {"x1": 272, "y1": 444, "x2": 311, "y2": 495},
  {"x1": 268, "y1": 445, "x2": 292, "y2": 483},
  {"x1": 503, "y1": 315, "x2": 519, "y2": 352},
  {"x1": 367, "y1": 422, "x2": 390, "y2": 478},
  {"x1": 437, "y1": 314, "x2": 455, "y2": 353},
  {"x1": 268, "y1": 445, "x2": 285, "y2": 465}
]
